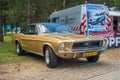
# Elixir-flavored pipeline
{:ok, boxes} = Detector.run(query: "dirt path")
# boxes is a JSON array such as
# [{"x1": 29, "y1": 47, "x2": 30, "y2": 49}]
[{"x1": 0, "y1": 48, "x2": 120, "y2": 80}]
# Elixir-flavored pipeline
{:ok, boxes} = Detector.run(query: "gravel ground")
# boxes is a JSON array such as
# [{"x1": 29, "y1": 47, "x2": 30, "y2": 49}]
[
  {"x1": 0, "y1": 48, "x2": 120, "y2": 80},
  {"x1": 16, "y1": 59, "x2": 120, "y2": 80}
]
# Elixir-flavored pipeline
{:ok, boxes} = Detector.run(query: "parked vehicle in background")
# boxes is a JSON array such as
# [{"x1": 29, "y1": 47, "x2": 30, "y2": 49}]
[
  {"x1": 49, "y1": 4, "x2": 117, "y2": 48},
  {"x1": 12, "y1": 23, "x2": 107, "y2": 68}
]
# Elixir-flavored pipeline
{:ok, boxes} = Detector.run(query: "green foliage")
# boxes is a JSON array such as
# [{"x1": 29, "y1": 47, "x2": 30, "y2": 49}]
[{"x1": 0, "y1": 35, "x2": 32, "y2": 63}]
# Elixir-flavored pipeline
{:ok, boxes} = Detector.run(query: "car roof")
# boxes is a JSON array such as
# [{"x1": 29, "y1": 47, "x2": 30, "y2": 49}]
[
  {"x1": 28, "y1": 23, "x2": 66, "y2": 26},
  {"x1": 41, "y1": 23, "x2": 66, "y2": 26}
]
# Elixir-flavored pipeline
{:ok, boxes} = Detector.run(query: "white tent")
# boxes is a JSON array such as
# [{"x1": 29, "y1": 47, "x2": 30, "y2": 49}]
[{"x1": 109, "y1": 11, "x2": 120, "y2": 17}]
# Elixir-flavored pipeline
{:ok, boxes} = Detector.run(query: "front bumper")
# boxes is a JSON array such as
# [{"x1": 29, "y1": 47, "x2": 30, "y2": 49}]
[
  {"x1": 57, "y1": 47, "x2": 106, "y2": 54},
  {"x1": 56, "y1": 47, "x2": 106, "y2": 59}
]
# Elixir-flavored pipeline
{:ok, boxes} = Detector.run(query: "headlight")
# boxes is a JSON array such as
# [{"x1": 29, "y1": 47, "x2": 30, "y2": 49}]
[{"x1": 59, "y1": 43, "x2": 65, "y2": 49}]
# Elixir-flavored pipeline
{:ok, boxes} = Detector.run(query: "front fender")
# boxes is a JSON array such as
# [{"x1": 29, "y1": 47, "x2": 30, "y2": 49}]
[{"x1": 43, "y1": 42, "x2": 59, "y2": 55}]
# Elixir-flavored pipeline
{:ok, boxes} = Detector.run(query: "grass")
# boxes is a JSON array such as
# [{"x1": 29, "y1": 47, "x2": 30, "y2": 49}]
[{"x1": 0, "y1": 34, "x2": 33, "y2": 64}]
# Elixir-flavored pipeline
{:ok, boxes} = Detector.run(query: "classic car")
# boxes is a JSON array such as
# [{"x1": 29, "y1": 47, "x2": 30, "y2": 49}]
[
  {"x1": 88, "y1": 12, "x2": 105, "y2": 25},
  {"x1": 12, "y1": 23, "x2": 107, "y2": 68}
]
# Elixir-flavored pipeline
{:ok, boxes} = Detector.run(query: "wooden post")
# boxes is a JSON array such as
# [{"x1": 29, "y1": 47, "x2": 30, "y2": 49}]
[{"x1": 0, "y1": 2, "x2": 3, "y2": 42}]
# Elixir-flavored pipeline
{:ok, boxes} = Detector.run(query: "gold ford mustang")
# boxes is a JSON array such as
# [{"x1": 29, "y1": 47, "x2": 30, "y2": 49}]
[{"x1": 12, "y1": 23, "x2": 107, "y2": 68}]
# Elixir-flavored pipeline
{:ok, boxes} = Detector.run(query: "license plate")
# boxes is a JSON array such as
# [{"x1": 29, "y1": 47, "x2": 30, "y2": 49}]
[{"x1": 84, "y1": 52, "x2": 97, "y2": 57}]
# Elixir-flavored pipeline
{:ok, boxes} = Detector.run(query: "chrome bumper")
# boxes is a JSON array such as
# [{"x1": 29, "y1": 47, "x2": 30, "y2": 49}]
[{"x1": 57, "y1": 47, "x2": 106, "y2": 54}]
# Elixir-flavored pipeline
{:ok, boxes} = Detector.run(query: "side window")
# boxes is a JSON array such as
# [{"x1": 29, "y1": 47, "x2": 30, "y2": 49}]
[
  {"x1": 22, "y1": 25, "x2": 38, "y2": 35},
  {"x1": 51, "y1": 17, "x2": 59, "y2": 23}
]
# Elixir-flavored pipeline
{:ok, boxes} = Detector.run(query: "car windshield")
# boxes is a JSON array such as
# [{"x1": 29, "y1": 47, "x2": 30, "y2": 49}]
[{"x1": 41, "y1": 23, "x2": 72, "y2": 34}]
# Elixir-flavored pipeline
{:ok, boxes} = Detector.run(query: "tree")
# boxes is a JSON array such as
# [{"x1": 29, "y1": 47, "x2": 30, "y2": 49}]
[
  {"x1": 0, "y1": 2, "x2": 3, "y2": 42},
  {"x1": 27, "y1": 0, "x2": 30, "y2": 24},
  {"x1": 62, "y1": 0, "x2": 65, "y2": 9},
  {"x1": 0, "y1": 0, "x2": 120, "y2": 32}
]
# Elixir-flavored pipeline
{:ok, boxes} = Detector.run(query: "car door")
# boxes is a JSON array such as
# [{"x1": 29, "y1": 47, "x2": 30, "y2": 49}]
[{"x1": 20, "y1": 24, "x2": 39, "y2": 53}]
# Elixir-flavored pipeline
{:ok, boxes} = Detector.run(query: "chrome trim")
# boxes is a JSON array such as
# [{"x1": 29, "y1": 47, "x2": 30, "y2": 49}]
[
  {"x1": 73, "y1": 53, "x2": 78, "y2": 58},
  {"x1": 72, "y1": 47, "x2": 105, "y2": 52},
  {"x1": 22, "y1": 48, "x2": 44, "y2": 56},
  {"x1": 57, "y1": 47, "x2": 106, "y2": 54}
]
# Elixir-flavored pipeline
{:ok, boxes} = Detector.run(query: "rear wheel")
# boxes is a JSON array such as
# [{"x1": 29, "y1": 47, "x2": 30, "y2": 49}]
[
  {"x1": 86, "y1": 55, "x2": 99, "y2": 62},
  {"x1": 44, "y1": 46, "x2": 58, "y2": 68},
  {"x1": 16, "y1": 42, "x2": 25, "y2": 55}
]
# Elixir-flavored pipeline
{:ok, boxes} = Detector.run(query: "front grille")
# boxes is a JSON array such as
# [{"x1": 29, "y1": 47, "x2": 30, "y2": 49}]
[{"x1": 72, "y1": 40, "x2": 103, "y2": 49}]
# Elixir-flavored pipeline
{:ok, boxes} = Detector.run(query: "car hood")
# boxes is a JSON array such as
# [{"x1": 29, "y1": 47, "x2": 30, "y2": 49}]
[{"x1": 43, "y1": 33, "x2": 103, "y2": 42}]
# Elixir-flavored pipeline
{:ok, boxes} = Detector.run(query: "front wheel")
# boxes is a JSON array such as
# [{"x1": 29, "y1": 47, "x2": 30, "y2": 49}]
[
  {"x1": 16, "y1": 42, "x2": 25, "y2": 55},
  {"x1": 44, "y1": 46, "x2": 58, "y2": 68},
  {"x1": 86, "y1": 55, "x2": 99, "y2": 62}
]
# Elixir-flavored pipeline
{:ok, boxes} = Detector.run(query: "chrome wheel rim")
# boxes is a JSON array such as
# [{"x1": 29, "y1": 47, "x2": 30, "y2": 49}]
[
  {"x1": 45, "y1": 49, "x2": 50, "y2": 64},
  {"x1": 16, "y1": 44, "x2": 20, "y2": 54}
]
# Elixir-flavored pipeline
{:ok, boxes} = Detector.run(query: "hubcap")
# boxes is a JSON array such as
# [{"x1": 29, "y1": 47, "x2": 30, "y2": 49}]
[
  {"x1": 16, "y1": 44, "x2": 20, "y2": 54},
  {"x1": 45, "y1": 49, "x2": 50, "y2": 64}
]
